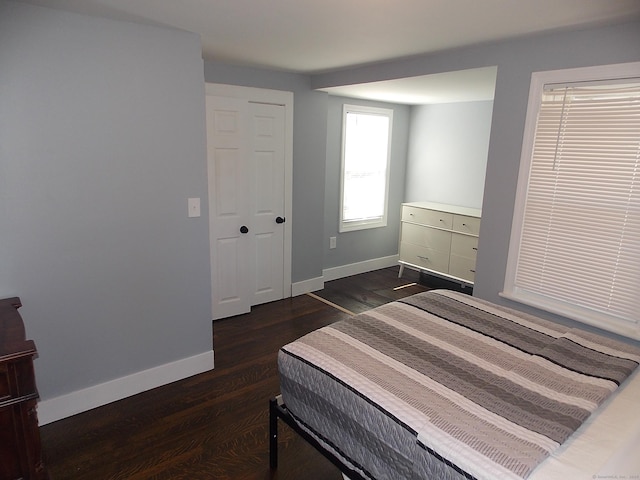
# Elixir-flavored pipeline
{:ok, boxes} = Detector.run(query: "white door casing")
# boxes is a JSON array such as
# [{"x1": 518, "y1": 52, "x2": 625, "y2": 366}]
[{"x1": 205, "y1": 84, "x2": 293, "y2": 320}]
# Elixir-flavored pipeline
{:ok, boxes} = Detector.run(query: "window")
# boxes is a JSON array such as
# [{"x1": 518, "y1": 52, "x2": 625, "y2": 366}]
[
  {"x1": 339, "y1": 104, "x2": 393, "y2": 232},
  {"x1": 502, "y1": 62, "x2": 640, "y2": 340}
]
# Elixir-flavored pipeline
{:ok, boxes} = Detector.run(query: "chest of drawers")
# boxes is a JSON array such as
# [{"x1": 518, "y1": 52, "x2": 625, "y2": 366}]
[
  {"x1": 399, "y1": 202, "x2": 481, "y2": 284},
  {"x1": 0, "y1": 297, "x2": 48, "y2": 480}
]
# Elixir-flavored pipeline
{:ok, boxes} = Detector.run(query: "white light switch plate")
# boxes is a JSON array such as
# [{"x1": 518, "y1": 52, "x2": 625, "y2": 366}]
[{"x1": 188, "y1": 197, "x2": 201, "y2": 218}]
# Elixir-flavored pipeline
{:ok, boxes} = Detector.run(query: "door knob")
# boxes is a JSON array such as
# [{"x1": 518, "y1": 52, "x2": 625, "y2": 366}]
[
  {"x1": 275, "y1": 216, "x2": 285, "y2": 224},
  {"x1": 240, "y1": 225, "x2": 249, "y2": 234}
]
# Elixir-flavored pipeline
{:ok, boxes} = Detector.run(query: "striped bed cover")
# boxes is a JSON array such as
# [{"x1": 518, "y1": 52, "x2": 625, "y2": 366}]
[{"x1": 278, "y1": 290, "x2": 640, "y2": 480}]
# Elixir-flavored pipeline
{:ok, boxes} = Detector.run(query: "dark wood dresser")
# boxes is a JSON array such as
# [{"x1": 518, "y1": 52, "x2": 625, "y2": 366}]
[{"x1": 0, "y1": 297, "x2": 48, "y2": 480}]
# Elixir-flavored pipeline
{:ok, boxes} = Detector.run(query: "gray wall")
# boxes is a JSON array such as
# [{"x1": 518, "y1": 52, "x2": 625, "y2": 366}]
[
  {"x1": 405, "y1": 101, "x2": 493, "y2": 209},
  {"x1": 323, "y1": 96, "x2": 410, "y2": 269},
  {"x1": 203, "y1": 62, "x2": 328, "y2": 283},
  {"x1": 0, "y1": 2, "x2": 212, "y2": 399},
  {"x1": 313, "y1": 21, "x2": 640, "y2": 325}
]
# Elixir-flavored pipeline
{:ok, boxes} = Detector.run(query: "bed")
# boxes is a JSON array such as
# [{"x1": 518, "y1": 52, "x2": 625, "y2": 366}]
[{"x1": 271, "y1": 289, "x2": 640, "y2": 480}]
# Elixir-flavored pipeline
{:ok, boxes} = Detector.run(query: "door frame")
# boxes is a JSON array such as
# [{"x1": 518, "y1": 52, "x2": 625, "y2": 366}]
[{"x1": 205, "y1": 83, "x2": 293, "y2": 304}]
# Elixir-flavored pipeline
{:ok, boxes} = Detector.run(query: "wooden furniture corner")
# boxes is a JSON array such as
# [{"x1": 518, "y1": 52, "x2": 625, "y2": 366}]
[{"x1": 0, "y1": 297, "x2": 48, "y2": 480}]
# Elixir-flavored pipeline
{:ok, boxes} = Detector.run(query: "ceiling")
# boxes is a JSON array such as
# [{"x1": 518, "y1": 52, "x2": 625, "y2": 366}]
[
  {"x1": 15, "y1": 0, "x2": 640, "y2": 104},
  {"x1": 319, "y1": 67, "x2": 498, "y2": 105}
]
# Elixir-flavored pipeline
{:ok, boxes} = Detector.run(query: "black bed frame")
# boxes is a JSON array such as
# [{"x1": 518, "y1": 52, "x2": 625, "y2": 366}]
[{"x1": 269, "y1": 395, "x2": 368, "y2": 480}]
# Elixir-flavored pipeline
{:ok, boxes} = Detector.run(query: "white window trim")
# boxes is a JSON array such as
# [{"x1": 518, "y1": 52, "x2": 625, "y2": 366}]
[
  {"x1": 501, "y1": 61, "x2": 640, "y2": 340},
  {"x1": 339, "y1": 104, "x2": 393, "y2": 233}
]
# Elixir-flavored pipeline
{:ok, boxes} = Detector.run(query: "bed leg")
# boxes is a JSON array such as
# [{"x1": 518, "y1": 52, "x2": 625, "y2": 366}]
[{"x1": 269, "y1": 397, "x2": 278, "y2": 469}]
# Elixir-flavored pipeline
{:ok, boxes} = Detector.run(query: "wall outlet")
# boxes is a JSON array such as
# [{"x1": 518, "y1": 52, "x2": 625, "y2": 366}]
[
  {"x1": 329, "y1": 236, "x2": 337, "y2": 249},
  {"x1": 188, "y1": 197, "x2": 201, "y2": 218}
]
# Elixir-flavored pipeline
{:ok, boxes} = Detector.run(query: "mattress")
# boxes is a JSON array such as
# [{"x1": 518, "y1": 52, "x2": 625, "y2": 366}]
[
  {"x1": 278, "y1": 289, "x2": 640, "y2": 480},
  {"x1": 528, "y1": 365, "x2": 640, "y2": 480}
]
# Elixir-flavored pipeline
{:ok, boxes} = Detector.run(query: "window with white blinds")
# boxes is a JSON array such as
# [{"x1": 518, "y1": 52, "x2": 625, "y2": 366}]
[{"x1": 502, "y1": 62, "x2": 640, "y2": 340}]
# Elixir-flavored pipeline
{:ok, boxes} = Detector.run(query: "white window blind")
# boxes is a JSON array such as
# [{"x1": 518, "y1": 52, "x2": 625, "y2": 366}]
[{"x1": 504, "y1": 65, "x2": 640, "y2": 339}]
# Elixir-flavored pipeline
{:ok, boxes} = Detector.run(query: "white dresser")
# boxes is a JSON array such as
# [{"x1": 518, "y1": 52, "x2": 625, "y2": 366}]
[{"x1": 399, "y1": 202, "x2": 481, "y2": 284}]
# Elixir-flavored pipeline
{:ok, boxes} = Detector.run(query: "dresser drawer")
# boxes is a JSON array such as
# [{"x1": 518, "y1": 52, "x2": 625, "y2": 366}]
[
  {"x1": 0, "y1": 364, "x2": 10, "y2": 403},
  {"x1": 449, "y1": 255, "x2": 477, "y2": 282},
  {"x1": 401, "y1": 223, "x2": 451, "y2": 253},
  {"x1": 402, "y1": 205, "x2": 453, "y2": 230},
  {"x1": 0, "y1": 361, "x2": 38, "y2": 409},
  {"x1": 450, "y1": 233, "x2": 478, "y2": 260},
  {"x1": 452, "y1": 215, "x2": 480, "y2": 235},
  {"x1": 400, "y1": 242, "x2": 450, "y2": 273}
]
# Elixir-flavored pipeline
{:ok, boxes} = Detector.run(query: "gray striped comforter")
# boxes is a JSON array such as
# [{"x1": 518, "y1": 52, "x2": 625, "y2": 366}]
[{"x1": 278, "y1": 290, "x2": 640, "y2": 480}]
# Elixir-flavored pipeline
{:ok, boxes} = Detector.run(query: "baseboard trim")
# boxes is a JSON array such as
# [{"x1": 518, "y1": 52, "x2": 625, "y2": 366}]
[
  {"x1": 323, "y1": 255, "x2": 399, "y2": 282},
  {"x1": 37, "y1": 350, "x2": 215, "y2": 425},
  {"x1": 291, "y1": 257, "x2": 400, "y2": 297},
  {"x1": 292, "y1": 276, "x2": 324, "y2": 296}
]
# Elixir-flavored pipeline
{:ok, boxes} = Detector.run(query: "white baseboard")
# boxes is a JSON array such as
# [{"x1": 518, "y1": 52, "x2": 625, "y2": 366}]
[
  {"x1": 323, "y1": 255, "x2": 399, "y2": 282},
  {"x1": 291, "y1": 256, "x2": 400, "y2": 297},
  {"x1": 291, "y1": 275, "x2": 324, "y2": 296},
  {"x1": 37, "y1": 350, "x2": 215, "y2": 425}
]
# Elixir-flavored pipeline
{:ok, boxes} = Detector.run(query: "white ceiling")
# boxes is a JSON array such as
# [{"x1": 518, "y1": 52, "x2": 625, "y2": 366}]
[
  {"x1": 15, "y1": 0, "x2": 640, "y2": 103},
  {"x1": 319, "y1": 67, "x2": 498, "y2": 105}
]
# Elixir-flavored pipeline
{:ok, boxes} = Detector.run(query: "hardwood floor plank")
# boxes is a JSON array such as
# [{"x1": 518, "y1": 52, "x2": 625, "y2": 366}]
[
  {"x1": 40, "y1": 267, "x2": 426, "y2": 479},
  {"x1": 313, "y1": 266, "x2": 429, "y2": 313}
]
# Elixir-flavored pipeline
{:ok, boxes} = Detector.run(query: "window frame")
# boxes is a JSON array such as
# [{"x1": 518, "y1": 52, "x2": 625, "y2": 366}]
[
  {"x1": 339, "y1": 104, "x2": 393, "y2": 233},
  {"x1": 501, "y1": 61, "x2": 640, "y2": 340}
]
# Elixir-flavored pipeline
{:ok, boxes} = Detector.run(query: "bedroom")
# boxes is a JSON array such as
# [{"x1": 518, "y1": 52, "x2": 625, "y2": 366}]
[{"x1": 1, "y1": 0, "x2": 639, "y2": 478}]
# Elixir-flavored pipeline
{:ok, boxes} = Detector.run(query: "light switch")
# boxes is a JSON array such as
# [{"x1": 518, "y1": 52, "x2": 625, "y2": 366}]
[{"x1": 188, "y1": 197, "x2": 201, "y2": 218}]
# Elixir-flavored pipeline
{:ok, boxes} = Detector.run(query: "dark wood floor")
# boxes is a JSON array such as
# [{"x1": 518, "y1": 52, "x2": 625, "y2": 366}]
[
  {"x1": 39, "y1": 267, "x2": 429, "y2": 479},
  {"x1": 312, "y1": 267, "x2": 427, "y2": 315}
]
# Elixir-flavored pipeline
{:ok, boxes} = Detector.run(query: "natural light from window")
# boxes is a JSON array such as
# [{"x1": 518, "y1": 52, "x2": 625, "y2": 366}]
[{"x1": 340, "y1": 105, "x2": 393, "y2": 232}]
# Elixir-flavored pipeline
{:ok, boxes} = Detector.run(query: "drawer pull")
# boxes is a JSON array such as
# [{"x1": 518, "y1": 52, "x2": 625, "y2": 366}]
[
  {"x1": 417, "y1": 255, "x2": 429, "y2": 261},
  {"x1": 472, "y1": 247, "x2": 478, "y2": 251},
  {"x1": 470, "y1": 269, "x2": 476, "y2": 273}
]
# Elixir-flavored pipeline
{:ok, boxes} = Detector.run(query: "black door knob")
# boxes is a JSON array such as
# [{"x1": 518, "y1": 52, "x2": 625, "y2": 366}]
[
  {"x1": 240, "y1": 226, "x2": 249, "y2": 234},
  {"x1": 275, "y1": 216, "x2": 285, "y2": 224}
]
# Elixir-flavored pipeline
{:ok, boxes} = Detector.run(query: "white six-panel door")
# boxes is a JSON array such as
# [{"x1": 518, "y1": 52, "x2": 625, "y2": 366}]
[
  {"x1": 206, "y1": 95, "x2": 251, "y2": 319},
  {"x1": 250, "y1": 102, "x2": 286, "y2": 306},
  {"x1": 205, "y1": 85, "x2": 292, "y2": 320}
]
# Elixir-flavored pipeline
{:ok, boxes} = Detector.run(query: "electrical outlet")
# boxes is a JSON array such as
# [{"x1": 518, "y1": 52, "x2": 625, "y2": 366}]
[
  {"x1": 329, "y1": 236, "x2": 337, "y2": 249},
  {"x1": 188, "y1": 197, "x2": 201, "y2": 217}
]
